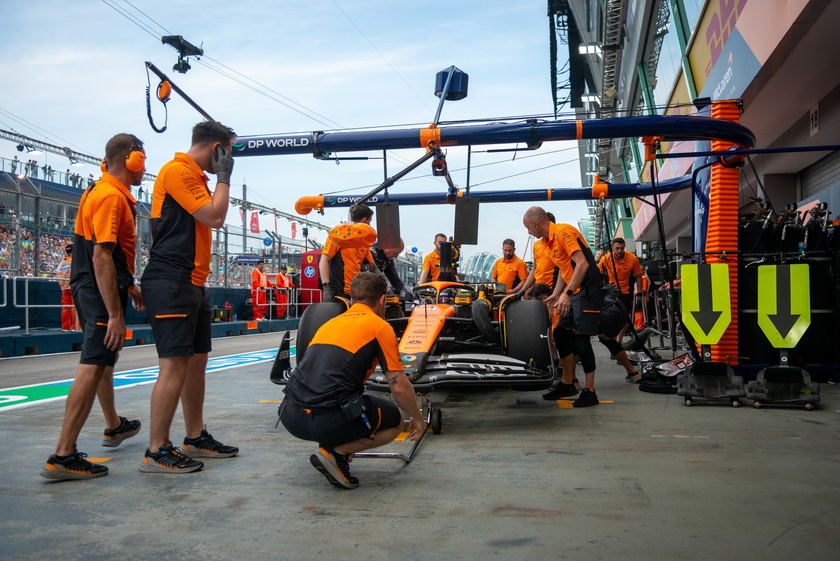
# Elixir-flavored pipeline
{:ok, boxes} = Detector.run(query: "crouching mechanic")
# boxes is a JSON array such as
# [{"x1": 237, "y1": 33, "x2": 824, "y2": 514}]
[
  {"x1": 597, "y1": 291, "x2": 642, "y2": 383},
  {"x1": 280, "y1": 272, "x2": 426, "y2": 489}
]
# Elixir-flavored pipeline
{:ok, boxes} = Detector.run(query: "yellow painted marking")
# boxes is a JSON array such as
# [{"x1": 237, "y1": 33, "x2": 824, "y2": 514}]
[
  {"x1": 395, "y1": 428, "x2": 433, "y2": 441},
  {"x1": 555, "y1": 399, "x2": 613, "y2": 408},
  {"x1": 258, "y1": 400, "x2": 284, "y2": 403}
]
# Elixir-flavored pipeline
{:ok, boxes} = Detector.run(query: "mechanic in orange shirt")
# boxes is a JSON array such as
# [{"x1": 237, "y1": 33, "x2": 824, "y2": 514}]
[
  {"x1": 280, "y1": 272, "x2": 425, "y2": 489},
  {"x1": 524, "y1": 206, "x2": 603, "y2": 407},
  {"x1": 142, "y1": 121, "x2": 239, "y2": 474},
  {"x1": 42, "y1": 133, "x2": 145, "y2": 480},
  {"x1": 319, "y1": 204, "x2": 377, "y2": 301},
  {"x1": 250, "y1": 260, "x2": 274, "y2": 320},
  {"x1": 491, "y1": 238, "x2": 528, "y2": 294},
  {"x1": 598, "y1": 237, "x2": 646, "y2": 342},
  {"x1": 518, "y1": 212, "x2": 559, "y2": 296},
  {"x1": 418, "y1": 233, "x2": 447, "y2": 284},
  {"x1": 598, "y1": 237, "x2": 645, "y2": 312}
]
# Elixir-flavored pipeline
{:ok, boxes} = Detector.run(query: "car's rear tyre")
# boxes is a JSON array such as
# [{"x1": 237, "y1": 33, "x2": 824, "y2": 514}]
[
  {"x1": 295, "y1": 302, "x2": 347, "y2": 365},
  {"x1": 503, "y1": 299, "x2": 552, "y2": 371}
]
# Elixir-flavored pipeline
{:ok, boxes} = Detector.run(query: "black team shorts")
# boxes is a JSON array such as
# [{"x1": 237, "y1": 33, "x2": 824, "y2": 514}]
[
  {"x1": 144, "y1": 278, "x2": 212, "y2": 357},
  {"x1": 280, "y1": 395, "x2": 402, "y2": 448},
  {"x1": 72, "y1": 283, "x2": 129, "y2": 366}
]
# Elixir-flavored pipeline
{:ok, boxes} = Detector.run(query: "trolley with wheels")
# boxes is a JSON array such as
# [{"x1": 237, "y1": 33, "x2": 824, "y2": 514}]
[
  {"x1": 676, "y1": 359, "x2": 746, "y2": 407},
  {"x1": 746, "y1": 365, "x2": 820, "y2": 409},
  {"x1": 676, "y1": 263, "x2": 746, "y2": 406}
]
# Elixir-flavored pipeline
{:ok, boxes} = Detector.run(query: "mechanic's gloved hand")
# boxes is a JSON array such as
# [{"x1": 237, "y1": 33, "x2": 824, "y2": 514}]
[
  {"x1": 211, "y1": 146, "x2": 234, "y2": 184},
  {"x1": 322, "y1": 285, "x2": 335, "y2": 303},
  {"x1": 399, "y1": 288, "x2": 413, "y2": 301}
]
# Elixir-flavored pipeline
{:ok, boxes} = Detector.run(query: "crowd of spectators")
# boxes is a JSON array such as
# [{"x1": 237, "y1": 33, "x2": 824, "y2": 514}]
[
  {"x1": 1, "y1": 222, "x2": 298, "y2": 286},
  {"x1": 5, "y1": 155, "x2": 96, "y2": 188},
  {"x1": 0, "y1": 224, "x2": 73, "y2": 277}
]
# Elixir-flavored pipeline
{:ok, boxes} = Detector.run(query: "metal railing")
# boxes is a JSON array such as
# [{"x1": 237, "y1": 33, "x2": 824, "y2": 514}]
[
  {"x1": 247, "y1": 287, "x2": 326, "y2": 321},
  {"x1": 10, "y1": 275, "x2": 74, "y2": 334}
]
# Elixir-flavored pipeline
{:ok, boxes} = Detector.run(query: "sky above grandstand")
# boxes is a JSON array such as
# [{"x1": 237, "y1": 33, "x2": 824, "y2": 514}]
[{"x1": 0, "y1": 0, "x2": 588, "y2": 261}]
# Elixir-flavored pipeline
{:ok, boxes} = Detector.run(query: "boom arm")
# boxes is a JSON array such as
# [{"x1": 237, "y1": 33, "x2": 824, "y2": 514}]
[{"x1": 233, "y1": 115, "x2": 755, "y2": 158}]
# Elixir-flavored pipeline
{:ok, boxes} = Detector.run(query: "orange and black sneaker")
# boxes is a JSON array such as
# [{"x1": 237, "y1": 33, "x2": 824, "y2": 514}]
[
  {"x1": 309, "y1": 447, "x2": 359, "y2": 489},
  {"x1": 625, "y1": 371, "x2": 642, "y2": 384},
  {"x1": 41, "y1": 451, "x2": 108, "y2": 480},
  {"x1": 182, "y1": 430, "x2": 238, "y2": 458},
  {"x1": 102, "y1": 416, "x2": 141, "y2": 447},
  {"x1": 140, "y1": 442, "x2": 203, "y2": 474}
]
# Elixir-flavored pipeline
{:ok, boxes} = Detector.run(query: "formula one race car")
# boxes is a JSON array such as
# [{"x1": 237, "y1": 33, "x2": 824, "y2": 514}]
[{"x1": 286, "y1": 281, "x2": 557, "y2": 433}]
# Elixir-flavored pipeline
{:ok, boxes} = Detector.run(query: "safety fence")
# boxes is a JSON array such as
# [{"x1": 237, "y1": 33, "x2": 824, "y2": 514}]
[{"x1": 0, "y1": 168, "x2": 321, "y2": 285}]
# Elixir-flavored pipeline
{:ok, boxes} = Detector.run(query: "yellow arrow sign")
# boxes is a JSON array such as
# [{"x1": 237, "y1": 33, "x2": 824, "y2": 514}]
[
  {"x1": 757, "y1": 264, "x2": 811, "y2": 347},
  {"x1": 680, "y1": 263, "x2": 731, "y2": 345}
]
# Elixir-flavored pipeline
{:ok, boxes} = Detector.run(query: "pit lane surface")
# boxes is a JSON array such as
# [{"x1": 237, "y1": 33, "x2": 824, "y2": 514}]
[
  {"x1": 1, "y1": 335, "x2": 839, "y2": 560},
  {"x1": 0, "y1": 331, "x2": 287, "y2": 390}
]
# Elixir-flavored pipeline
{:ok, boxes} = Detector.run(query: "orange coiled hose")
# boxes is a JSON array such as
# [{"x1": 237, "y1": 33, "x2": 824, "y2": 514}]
[{"x1": 707, "y1": 102, "x2": 741, "y2": 364}]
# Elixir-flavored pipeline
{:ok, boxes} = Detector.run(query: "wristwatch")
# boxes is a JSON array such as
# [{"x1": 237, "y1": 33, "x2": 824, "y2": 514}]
[{"x1": 565, "y1": 289, "x2": 574, "y2": 296}]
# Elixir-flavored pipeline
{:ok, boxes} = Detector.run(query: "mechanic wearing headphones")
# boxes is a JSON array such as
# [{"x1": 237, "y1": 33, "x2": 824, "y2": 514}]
[
  {"x1": 523, "y1": 206, "x2": 603, "y2": 407},
  {"x1": 319, "y1": 204, "x2": 377, "y2": 302},
  {"x1": 280, "y1": 272, "x2": 425, "y2": 489},
  {"x1": 42, "y1": 134, "x2": 145, "y2": 480}
]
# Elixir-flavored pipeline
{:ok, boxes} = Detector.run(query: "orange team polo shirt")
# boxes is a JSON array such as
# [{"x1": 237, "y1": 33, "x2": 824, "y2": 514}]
[
  {"x1": 598, "y1": 251, "x2": 643, "y2": 294},
  {"x1": 492, "y1": 255, "x2": 528, "y2": 291},
  {"x1": 322, "y1": 236, "x2": 375, "y2": 295},
  {"x1": 145, "y1": 153, "x2": 213, "y2": 286},
  {"x1": 281, "y1": 302, "x2": 403, "y2": 408},
  {"x1": 545, "y1": 222, "x2": 590, "y2": 290},
  {"x1": 70, "y1": 172, "x2": 136, "y2": 287},
  {"x1": 422, "y1": 252, "x2": 441, "y2": 282},
  {"x1": 532, "y1": 237, "x2": 556, "y2": 287},
  {"x1": 309, "y1": 302, "x2": 403, "y2": 380}
]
